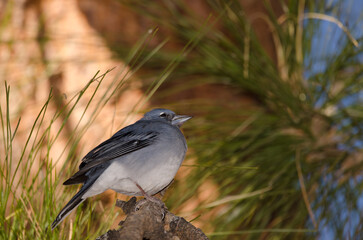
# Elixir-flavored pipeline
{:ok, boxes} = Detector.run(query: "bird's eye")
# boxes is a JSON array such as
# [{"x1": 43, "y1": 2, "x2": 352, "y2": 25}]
[{"x1": 160, "y1": 112, "x2": 167, "y2": 118}]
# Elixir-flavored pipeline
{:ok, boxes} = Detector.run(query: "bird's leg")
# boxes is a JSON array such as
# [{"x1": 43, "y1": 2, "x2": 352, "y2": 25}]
[
  {"x1": 134, "y1": 182, "x2": 156, "y2": 203},
  {"x1": 127, "y1": 178, "x2": 166, "y2": 207},
  {"x1": 125, "y1": 178, "x2": 167, "y2": 220},
  {"x1": 134, "y1": 184, "x2": 167, "y2": 220}
]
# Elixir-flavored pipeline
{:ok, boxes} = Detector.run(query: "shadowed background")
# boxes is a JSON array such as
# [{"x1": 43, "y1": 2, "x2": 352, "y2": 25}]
[{"x1": 0, "y1": 0, "x2": 362, "y2": 239}]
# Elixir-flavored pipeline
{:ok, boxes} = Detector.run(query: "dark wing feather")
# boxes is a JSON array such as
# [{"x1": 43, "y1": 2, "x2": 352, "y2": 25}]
[{"x1": 63, "y1": 124, "x2": 158, "y2": 185}]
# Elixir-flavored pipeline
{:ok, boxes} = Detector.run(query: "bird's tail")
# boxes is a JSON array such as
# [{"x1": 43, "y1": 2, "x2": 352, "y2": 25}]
[{"x1": 51, "y1": 180, "x2": 94, "y2": 230}]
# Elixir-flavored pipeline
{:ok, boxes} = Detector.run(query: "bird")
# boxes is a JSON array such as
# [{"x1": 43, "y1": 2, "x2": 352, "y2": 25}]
[{"x1": 51, "y1": 108, "x2": 191, "y2": 230}]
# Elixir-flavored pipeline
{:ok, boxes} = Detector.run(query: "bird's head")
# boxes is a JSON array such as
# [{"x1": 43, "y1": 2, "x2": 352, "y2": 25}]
[{"x1": 143, "y1": 108, "x2": 192, "y2": 127}]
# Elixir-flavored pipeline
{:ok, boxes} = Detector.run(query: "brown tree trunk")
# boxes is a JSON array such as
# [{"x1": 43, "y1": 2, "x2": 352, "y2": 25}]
[{"x1": 97, "y1": 197, "x2": 209, "y2": 240}]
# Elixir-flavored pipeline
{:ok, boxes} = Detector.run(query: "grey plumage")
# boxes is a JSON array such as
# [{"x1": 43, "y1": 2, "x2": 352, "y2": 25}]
[{"x1": 51, "y1": 108, "x2": 191, "y2": 230}]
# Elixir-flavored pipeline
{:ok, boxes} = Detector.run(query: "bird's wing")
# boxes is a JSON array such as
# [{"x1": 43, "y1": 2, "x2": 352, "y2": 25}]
[{"x1": 63, "y1": 123, "x2": 158, "y2": 185}]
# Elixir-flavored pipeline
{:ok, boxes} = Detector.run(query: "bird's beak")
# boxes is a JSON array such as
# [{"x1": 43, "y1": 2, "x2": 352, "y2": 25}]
[{"x1": 172, "y1": 115, "x2": 192, "y2": 127}]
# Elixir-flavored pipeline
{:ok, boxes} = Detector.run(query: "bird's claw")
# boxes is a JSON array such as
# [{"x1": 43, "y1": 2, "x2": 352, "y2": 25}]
[
  {"x1": 135, "y1": 198, "x2": 148, "y2": 211},
  {"x1": 134, "y1": 197, "x2": 166, "y2": 220}
]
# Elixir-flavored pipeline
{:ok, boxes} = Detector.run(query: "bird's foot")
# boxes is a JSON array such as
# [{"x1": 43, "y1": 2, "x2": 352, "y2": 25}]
[
  {"x1": 128, "y1": 178, "x2": 167, "y2": 218},
  {"x1": 135, "y1": 196, "x2": 167, "y2": 220},
  {"x1": 135, "y1": 196, "x2": 166, "y2": 209},
  {"x1": 131, "y1": 179, "x2": 166, "y2": 209},
  {"x1": 135, "y1": 198, "x2": 147, "y2": 211},
  {"x1": 144, "y1": 194, "x2": 165, "y2": 207}
]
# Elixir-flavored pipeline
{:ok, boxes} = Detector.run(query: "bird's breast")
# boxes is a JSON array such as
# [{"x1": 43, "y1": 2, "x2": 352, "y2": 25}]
[{"x1": 103, "y1": 129, "x2": 187, "y2": 196}]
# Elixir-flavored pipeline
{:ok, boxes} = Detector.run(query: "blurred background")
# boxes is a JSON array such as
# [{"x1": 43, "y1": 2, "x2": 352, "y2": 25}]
[{"x1": 0, "y1": 0, "x2": 362, "y2": 239}]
